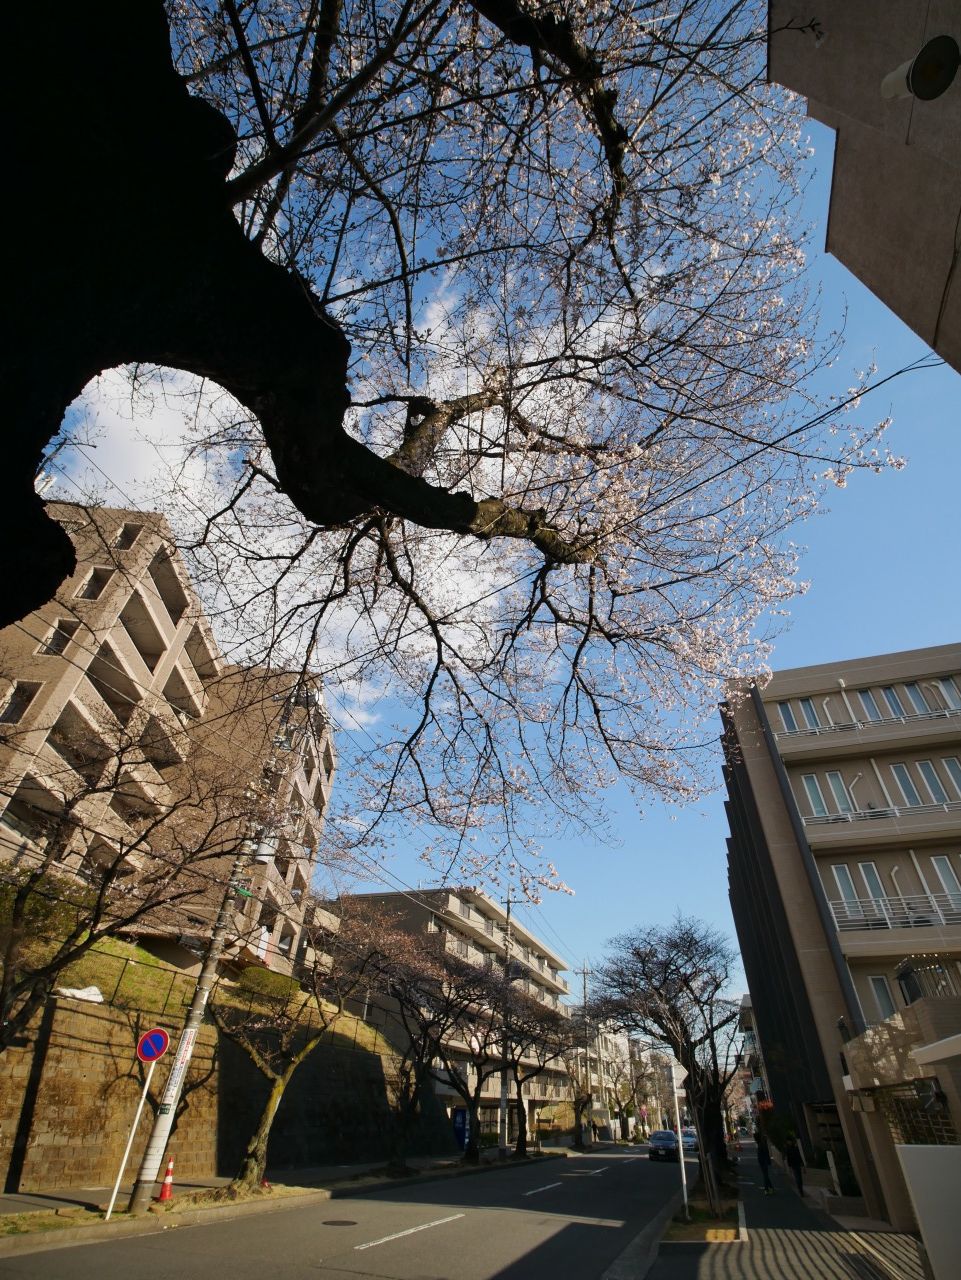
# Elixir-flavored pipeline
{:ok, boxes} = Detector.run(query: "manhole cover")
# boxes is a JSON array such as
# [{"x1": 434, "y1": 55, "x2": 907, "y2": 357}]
[{"x1": 322, "y1": 1220, "x2": 357, "y2": 1227}]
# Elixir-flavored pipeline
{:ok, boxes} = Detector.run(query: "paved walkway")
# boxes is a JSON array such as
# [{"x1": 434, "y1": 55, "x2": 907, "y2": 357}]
[
  {"x1": 0, "y1": 1142, "x2": 577, "y2": 1217},
  {"x1": 647, "y1": 1150, "x2": 927, "y2": 1280}
]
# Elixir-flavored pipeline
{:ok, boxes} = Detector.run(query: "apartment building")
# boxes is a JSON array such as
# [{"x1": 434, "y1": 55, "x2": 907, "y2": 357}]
[
  {"x1": 0, "y1": 501, "x2": 336, "y2": 977},
  {"x1": 722, "y1": 643, "x2": 961, "y2": 1230},
  {"x1": 343, "y1": 887, "x2": 571, "y2": 1136},
  {"x1": 768, "y1": 1, "x2": 961, "y2": 372}
]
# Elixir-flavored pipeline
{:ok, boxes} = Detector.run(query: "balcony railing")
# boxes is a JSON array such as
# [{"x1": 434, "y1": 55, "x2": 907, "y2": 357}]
[
  {"x1": 829, "y1": 892, "x2": 961, "y2": 931},
  {"x1": 804, "y1": 800, "x2": 961, "y2": 827},
  {"x1": 776, "y1": 705, "x2": 961, "y2": 740}
]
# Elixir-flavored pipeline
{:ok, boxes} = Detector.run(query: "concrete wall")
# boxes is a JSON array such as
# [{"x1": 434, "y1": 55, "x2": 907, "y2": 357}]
[{"x1": 0, "y1": 997, "x2": 455, "y2": 1193}]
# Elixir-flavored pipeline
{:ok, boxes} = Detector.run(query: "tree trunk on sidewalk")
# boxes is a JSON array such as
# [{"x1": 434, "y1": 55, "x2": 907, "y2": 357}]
[
  {"x1": 512, "y1": 1083, "x2": 528, "y2": 1158},
  {"x1": 232, "y1": 1070, "x2": 290, "y2": 1189},
  {"x1": 462, "y1": 1095, "x2": 482, "y2": 1163}
]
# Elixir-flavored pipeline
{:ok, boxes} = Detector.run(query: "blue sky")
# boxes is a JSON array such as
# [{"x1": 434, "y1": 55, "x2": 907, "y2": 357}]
[{"x1": 352, "y1": 118, "x2": 961, "y2": 988}]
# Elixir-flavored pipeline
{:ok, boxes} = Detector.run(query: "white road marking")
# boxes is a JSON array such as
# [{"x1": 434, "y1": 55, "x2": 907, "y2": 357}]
[
  {"x1": 620, "y1": 1156, "x2": 643, "y2": 1163},
  {"x1": 738, "y1": 1201, "x2": 748, "y2": 1242},
  {"x1": 524, "y1": 1181, "x2": 563, "y2": 1197},
  {"x1": 354, "y1": 1213, "x2": 465, "y2": 1251}
]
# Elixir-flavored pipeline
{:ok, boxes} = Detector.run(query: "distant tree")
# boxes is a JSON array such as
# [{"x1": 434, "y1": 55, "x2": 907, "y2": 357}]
[
  {"x1": 369, "y1": 926, "x2": 504, "y2": 1165},
  {"x1": 500, "y1": 987, "x2": 571, "y2": 1157},
  {"x1": 560, "y1": 1009, "x2": 597, "y2": 1151},
  {"x1": 10, "y1": 3, "x2": 899, "y2": 883},
  {"x1": 595, "y1": 916, "x2": 740, "y2": 1208}
]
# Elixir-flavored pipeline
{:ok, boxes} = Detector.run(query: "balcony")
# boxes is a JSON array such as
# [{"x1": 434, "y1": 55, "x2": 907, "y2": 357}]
[
  {"x1": 828, "y1": 893, "x2": 961, "y2": 957},
  {"x1": 803, "y1": 800, "x2": 961, "y2": 849},
  {"x1": 830, "y1": 892, "x2": 961, "y2": 931},
  {"x1": 776, "y1": 705, "x2": 961, "y2": 762}
]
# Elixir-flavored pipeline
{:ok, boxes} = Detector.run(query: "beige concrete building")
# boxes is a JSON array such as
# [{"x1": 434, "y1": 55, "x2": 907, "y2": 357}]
[
  {"x1": 722, "y1": 643, "x2": 961, "y2": 1230},
  {"x1": 342, "y1": 887, "x2": 571, "y2": 1137},
  {"x1": 0, "y1": 502, "x2": 336, "y2": 977},
  {"x1": 768, "y1": 1, "x2": 961, "y2": 371}
]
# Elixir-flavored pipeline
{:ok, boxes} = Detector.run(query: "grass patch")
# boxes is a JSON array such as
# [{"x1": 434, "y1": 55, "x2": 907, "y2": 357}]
[
  {"x1": 59, "y1": 937, "x2": 195, "y2": 1017},
  {"x1": 663, "y1": 1200, "x2": 739, "y2": 1243},
  {"x1": 0, "y1": 1208, "x2": 102, "y2": 1237}
]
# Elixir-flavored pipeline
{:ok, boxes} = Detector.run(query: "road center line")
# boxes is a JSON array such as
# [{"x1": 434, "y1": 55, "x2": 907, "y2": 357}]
[
  {"x1": 524, "y1": 1181, "x2": 563, "y2": 1196},
  {"x1": 354, "y1": 1213, "x2": 465, "y2": 1251}
]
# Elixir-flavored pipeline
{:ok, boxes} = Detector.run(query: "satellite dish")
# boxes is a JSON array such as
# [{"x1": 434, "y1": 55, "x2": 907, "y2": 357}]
[{"x1": 881, "y1": 34, "x2": 960, "y2": 100}]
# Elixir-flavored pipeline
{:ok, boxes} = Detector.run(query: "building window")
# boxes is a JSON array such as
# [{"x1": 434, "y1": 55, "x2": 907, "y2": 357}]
[
  {"x1": 882, "y1": 686, "x2": 905, "y2": 718},
  {"x1": 459, "y1": 899, "x2": 470, "y2": 919},
  {"x1": 890, "y1": 763, "x2": 922, "y2": 807},
  {"x1": 903, "y1": 683, "x2": 930, "y2": 716},
  {"x1": 859, "y1": 689, "x2": 882, "y2": 722},
  {"x1": 831, "y1": 863, "x2": 859, "y2": 903},
  {"x1": 942, "y1": 757, "x2": 961, "y2": 799},
  {"x1": 0, "y1": 681, "x2": 42, "y2": 724},
  {"x1": 936, "y1": 678, "x2": 961, "y2": 711},
  {"x1": 826, "y1": 771, "x2": 854, "y2": 814},
  {"x1": 917, "y1": 761, "x2": 949, "y2": 805},
  {"x1": 802, "y1": 774, "x2": 827, "y2": 818},
  {"x1": 778, "y1": 701, "x2": 798, "y2": 733},
  {"x1": 798, "y1": 697, "x2": 820, "y2": 730},
  {"x1": 39, "y1": 618, "x2": 80, "y2": 656},
  {"x1": 75, "y1": 567, "x2": 115, "y2": 601},
  {"x1": 868, "y1": 976, "x2": 896, "y2": 1021},
  {"x1": 114, "y1": 522, "x2": 143, "y2": 550},
  {"x1": 931, "y1": 856, "x2": 961, "y2": 910},
  {"x1": 858, "y1": 862, "x2": 889, "y2": 922}
]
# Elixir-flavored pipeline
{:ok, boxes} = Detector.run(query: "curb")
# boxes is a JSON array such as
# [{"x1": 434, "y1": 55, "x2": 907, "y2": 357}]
[
  {"x1": 0, "y1": 1152, "x2": 567, "y2": 1260},
  {"x1": 600, "y1": 1187, "x2": 684, "y2": 1280}
]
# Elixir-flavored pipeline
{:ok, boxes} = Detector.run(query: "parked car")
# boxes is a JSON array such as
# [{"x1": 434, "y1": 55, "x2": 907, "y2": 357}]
[
  {"x1": 648, "y1": 1130, "x2": 679, "y2": 1162},
  {"x1": 681, "y1": 1128, "x2": 698, "y2": 1153}
]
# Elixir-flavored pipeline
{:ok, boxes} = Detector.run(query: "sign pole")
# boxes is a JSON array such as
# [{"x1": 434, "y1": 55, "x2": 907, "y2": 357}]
[
  {"x1": 105, "y1": 1059, "x2": 156, "y2": 1221},
  {"x1": 672, "y1": 1063, "x2": 690, "y2": 1222}
]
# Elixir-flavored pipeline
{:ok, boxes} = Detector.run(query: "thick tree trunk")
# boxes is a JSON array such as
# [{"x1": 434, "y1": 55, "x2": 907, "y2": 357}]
[{"x1": 232, "y1": 1072, "x2": 289, "y2": 1190}]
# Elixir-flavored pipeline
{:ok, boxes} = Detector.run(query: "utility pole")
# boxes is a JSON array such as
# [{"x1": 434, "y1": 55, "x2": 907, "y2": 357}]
[
  {"x1": 127, "y1": 838, "x2": 262, "y2": 1213},
  {"x1": 498, "y1": 889, "x2": 512, "y2": 1156},
  {"x1": 574, "y1": 962, "x2": 593, "y2": 1147}
]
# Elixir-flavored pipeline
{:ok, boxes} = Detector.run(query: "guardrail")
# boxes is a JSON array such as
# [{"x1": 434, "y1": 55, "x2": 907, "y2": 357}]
[
  {"x1": 776, "y1": 705, "x2": 960, "y2": 740},
  {"x1": 829, "y1": 892, "x2": 961, "y2": 931},
  {"x1": 804, "y1": 800, "x2": 961, "y2": 826}
]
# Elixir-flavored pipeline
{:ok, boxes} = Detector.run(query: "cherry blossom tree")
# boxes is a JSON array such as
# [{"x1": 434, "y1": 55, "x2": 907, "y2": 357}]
[{"x1": 11, "y1": 2, "x2": 901, "y2": 880}]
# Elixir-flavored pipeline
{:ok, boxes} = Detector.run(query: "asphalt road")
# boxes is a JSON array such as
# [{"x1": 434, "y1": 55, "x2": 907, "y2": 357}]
[{"x1": 1, "y1": 1148, "x2": 690, "y2": 1280}]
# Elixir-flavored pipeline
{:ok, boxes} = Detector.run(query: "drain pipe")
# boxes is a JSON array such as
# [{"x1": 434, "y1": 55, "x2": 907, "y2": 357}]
[
  {"x1": 869, "y1": 758, "x2": 895, "y2": 808},
  {"x1": 837, "y1": 679, "x2": 857, "y2": 723},
  {"x1": 847, "y1": 772, "x2": 863, "y2": 812}
]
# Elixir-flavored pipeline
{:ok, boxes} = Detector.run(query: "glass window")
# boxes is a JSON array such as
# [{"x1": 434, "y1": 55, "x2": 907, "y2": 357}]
[
  {"x1": 931, "y1": 856, "x2": 961, "y2": 904},
  {"x1": 938, "y1": 678, "x2": 961, "y2": 710},
  {"x1": 891, "y1": 764, "x2": 922, "y2": 807},
  {"x1": 917, "y1": 761, "x2": 949, "y2": 805},
  {"x1": 778, "y1": 701, "x2": 798, "y2": 733},
  {"x1": 832, "y1": 864, "x2": 858, "y2": 901},
  {"x1": 859, "y1": 689, "x2": 882, "y2": 722},
  {"x1": 882, "y1": 686, "x2": 905, "y2": 717},
  {"x1": 859, "y1": 862, "x2": 886, "y2": 901},
  {"x1": 802, "y1": 774, "x2": 827, "y2": 817},
  {"x1": 826, "y1": 771, "x2": 853, "y2": 813},
  {"x1": 942, "y1": 757, "x2": 961, "y2": 799},
  {"x1": 799, "y1": 697, "x2": 820, "y2": 730},
  {"x1": 903, "y1": 683, "x2": 929, "y2": 715},
  {"x1": 869, "y1": 976, "x2": 896, "y2": 1021}
]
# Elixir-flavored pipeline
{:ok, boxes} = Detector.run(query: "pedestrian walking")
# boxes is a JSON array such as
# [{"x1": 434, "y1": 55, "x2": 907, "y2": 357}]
[
  {"x1": 591, "y1": 1120, "x2": 599, "y2": 1142},
  {"x1": 784, "y1": 1134, "x2": 804, "y2": 1196},
  {"x1": 755, "y1": 1130, "x2": 774, "y2": 1193}
]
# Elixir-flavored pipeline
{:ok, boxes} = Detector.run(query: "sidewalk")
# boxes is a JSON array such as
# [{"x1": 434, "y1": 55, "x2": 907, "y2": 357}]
[
  {"x1": 647, "y1": 1149, "x2": 927, "y2": 1280},
  {"x1": 0, "y1": 1143, "x2": 570, "y2": 1218}
]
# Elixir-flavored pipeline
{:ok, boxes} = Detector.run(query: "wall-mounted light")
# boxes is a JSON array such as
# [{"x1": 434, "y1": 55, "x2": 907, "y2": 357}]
[{"x1": 881, "y1": 34, "x2": 960, "y2": 100}]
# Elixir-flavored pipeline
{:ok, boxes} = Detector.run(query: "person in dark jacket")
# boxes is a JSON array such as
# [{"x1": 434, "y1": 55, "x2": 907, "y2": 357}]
[
  {"x1": 754, "y1": 1130, "x2": 774, "y2": 1193},
  {"x1": 784, "y1": 1134, "x2": 804, "y2": 1196}
]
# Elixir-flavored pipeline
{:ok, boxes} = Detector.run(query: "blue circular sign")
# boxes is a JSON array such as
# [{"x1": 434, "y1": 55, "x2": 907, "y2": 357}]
[{"x1": 137, "y1": 1027, "x2": 170, "y2": 1063}]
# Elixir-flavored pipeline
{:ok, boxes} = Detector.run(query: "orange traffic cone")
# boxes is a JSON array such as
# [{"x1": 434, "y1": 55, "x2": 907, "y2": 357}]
[{"x1": 158, "y1": 1157, "x2": 174, "y2": 1203}]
